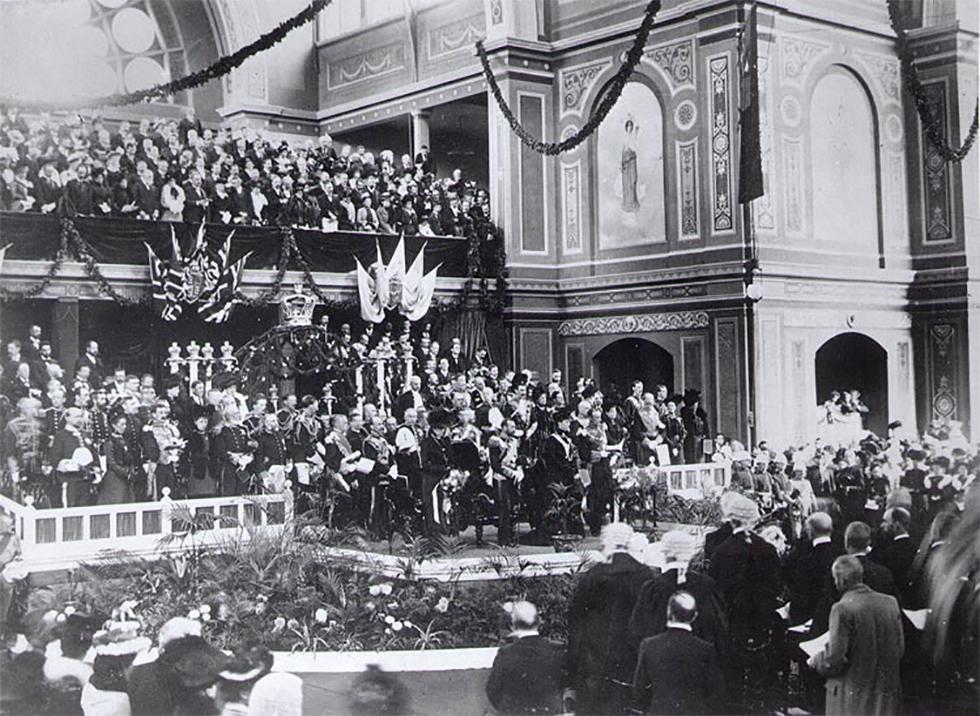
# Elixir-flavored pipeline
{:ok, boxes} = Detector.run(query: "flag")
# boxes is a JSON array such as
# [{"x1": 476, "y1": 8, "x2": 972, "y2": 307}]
[
  {"x1": 738, "y1": 1, "x2": 764, "y2": 204},
  {"x1": 146, "y1": 243, "x2": 181, "y2": 321},
  {"x1": 402, "y1": 242, "x2": 425, "y2": 310},
  {"x1": 373, "y1": 241, "x2": 389, "y2": 311},
  {"x1": 199, "y1": 252, "x2": 252, "y2": 323},
  {"x1": 164, "y1": 228, "x2": 185, "y2": 317},
  {"x1": 401, "y1": 242, "x2": 440, "y2": 320},
  {"x1": 385, "y1": 235, "x2": 406, "y2": 311},
  {"x1": 355, "y1": 257, "x2": 384, "y2": 323},
  {"x1": 403, "y1": 265, "x2": 440, "y2": 322},
  {"x1": 198, "y1": 230, "x2": 235, "y2": 306}
]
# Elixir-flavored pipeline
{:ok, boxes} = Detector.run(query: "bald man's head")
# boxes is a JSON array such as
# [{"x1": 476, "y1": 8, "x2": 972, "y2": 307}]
[
  {"x1": 806, "y1": 511, "x2": 833, "y2": 540},
  {"x1": 666, "y1": 591, "x2": 698, "y2": 625},
  {"x1": 883, "y1": 507, "x2": 910, "y2": 534}
]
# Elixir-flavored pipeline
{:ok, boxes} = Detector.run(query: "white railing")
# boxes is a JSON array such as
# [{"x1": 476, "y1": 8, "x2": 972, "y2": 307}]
[
  {"x1": 661, "y1": 461, "x2": 731, "y2": 499},
  {"x1": 0, "y1": 487, "x2": 293, "y2": 572}
]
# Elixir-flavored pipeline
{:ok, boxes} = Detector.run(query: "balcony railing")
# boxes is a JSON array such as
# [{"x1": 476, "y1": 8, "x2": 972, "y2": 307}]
[
  {"x1": 0, "y1": 212, "x2": 477, "y2": 277},
  {"x1": 0, "y1": 486, "x2": 293, "y2": 572}
]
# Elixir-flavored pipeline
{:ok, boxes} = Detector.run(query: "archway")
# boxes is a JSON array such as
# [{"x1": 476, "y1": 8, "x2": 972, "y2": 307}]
[
  {"x1": 815, "y1": 332, "x2": 888, "y2": 435},
  {"x1": 593, "y1": 338, "x2": 674, "y2": 401}
]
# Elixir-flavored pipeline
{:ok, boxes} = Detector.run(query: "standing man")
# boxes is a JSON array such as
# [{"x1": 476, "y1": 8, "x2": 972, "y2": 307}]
[
  {"x1": 808, "y1": 555, "x2": 904, "y2": 715},
  {"x1": 708, "y1": 493, "x2": 783, "y2": 710},
  {"x1": 785, "y1": 512, "x2": 842, "y2": 626},
  {"x1": 680, "y1": 389, "x2": 709, "y2": 464},
  {"x1": 75, "y1": 340, "x2": 105, "y2": 389},
  {"x1": 538, "y1": 407, "x2": 581, "y2": 537},
  {"x1": 48, "y1": 407, "x2": 96, "y2": 507},
  {"x1": 564, "y1": 523, "x2": 652, "y2": 715},
  {"x1": 873, "y1": 507, "x2": 917, "y2": 602},
  {"x1": 485, "y1": 601, "x2": 563, "y2": 716},
  {"x1": 419, "y1": 408, "x2": 453, "y2": 532},
  {"x1": 395, "y1": 407, "x2": 423, "y2": 505},
  {"x1": 3, "y1": 397, "x2": 48, "y2": 504},
  {"x1": 632, "y1": 591, "x2": 727, "y2": 715},
  {"x1": 213, "y1": 405, "x2": 253, "y2": 497},
  {"x1": 488, "y1": 418, "x2": 523, "y2": 546}
]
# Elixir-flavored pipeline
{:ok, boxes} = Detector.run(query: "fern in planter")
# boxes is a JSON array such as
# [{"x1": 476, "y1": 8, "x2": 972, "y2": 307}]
[{"x1": 544, "y1": 483, "x2": 585, "y2": 547}]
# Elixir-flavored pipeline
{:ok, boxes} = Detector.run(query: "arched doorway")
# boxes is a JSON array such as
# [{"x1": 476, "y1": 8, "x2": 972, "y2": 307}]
[
  {"x1": 593, "y1": 338, "x2": 674, "y2": 401},
  {"x1": 815, "y1": 332, "x2": 889, "y2": 435}
]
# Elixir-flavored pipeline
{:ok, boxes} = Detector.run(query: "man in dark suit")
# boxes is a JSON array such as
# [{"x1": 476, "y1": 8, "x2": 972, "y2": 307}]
[
  {"x1": 414, "y1": 144, "x2": 435, "y2": 175},
  {"x1": 708, "y1": 493, "x2": 783, "y2": 709},
  {"x1": 785, "y1": 511, "x2": 843, "y2": 625},
  {"x1": 629, "y1": 531, "x2": 729, "y2": 660},
  {"x1": 182, "y1": 168, "x2": 209, "y2": 224},
  {"x1": 74, "y1": 340, "x2": 105, "y2": 389},
  {"x1": 709, "y1": 494, "x2": 783, "y2": 631},
  {"x1": 48, "y1": 407, "x2": 93, "y2": 507},
  {"x1": 538, "y1": 407, "x2": 581, "y2": 537},
  {"x1": 873, "y1": 507, "x2": 917, "y2": 603},
  {"x1": 393, "y1": 375, "x2": 425, "y2": 422},
  {"x1": 132, "y1": 167, "x2": 161, "y2": 219},
  {"x1": 812, "y1": 521, "x2": 897, "y2": 634},
  {"x1": 632, "y1": 591, "x2": 726, "y2": 715},
  {"x1": 486, "y1": 601, "x2": 563, "y2": 715},
  {"x1": 564, "y1": 523, "x2": 652, "y2": 715}
]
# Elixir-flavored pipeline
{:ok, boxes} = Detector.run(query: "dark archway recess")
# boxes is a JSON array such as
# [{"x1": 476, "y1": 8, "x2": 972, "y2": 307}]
[
  {"x1": 815, "y1": 332, "x2": 889, "y2": 435},
  {"x1": 592, "y1": 337, "x2": 674, "y2": 401}
]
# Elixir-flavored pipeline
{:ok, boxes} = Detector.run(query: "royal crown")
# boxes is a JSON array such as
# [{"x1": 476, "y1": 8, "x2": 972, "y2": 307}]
[{"x1": 280, "y1": 283, "x2": 316, "y2": 326}]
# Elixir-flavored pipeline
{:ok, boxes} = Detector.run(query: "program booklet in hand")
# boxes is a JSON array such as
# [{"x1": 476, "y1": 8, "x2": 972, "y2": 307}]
[{"x1": 799, "y1": 631, "x2": 830, "y2": 658}]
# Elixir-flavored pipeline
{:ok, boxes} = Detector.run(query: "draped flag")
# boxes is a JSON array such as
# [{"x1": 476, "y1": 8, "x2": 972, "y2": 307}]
[
  {"x1": 738, "y1": 1, "x2": 764, "y2": 204},
  {"x1": 199, "y1": 251, "x2": 252, "y2": 323},
  {"x1": 355, "y1": 257, "x2": 384, "y2": 323},
  {"x1": 146, "y1": 242, "x2": 180, "y2": 321},
  {"x1": 402, "y1": 243, "x2": 441, "y2": 322},
  {"x1": 354, "y1": 236, "x2": 440, "y2": 322},
  {"x1": 144, "y1": 225, "x2": 248, "y2": 322}
]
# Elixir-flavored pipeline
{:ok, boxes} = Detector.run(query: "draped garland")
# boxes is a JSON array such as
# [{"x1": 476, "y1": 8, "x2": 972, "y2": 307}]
[
  {"x1": 0, "y1": 218, "x2": 151, "y2": 305},
  {"x1": 887, "y1": 0, "x2": 978, "y2": 162},
  {"x1": 476, "y1": 0, "x2": 661, "y2": 155},
  {"x1": 0, "y1": 0, "x2": 330, "y2": 111},
  {"x1": 0, "y1": 218, "x2": 507, "y2": 319}
]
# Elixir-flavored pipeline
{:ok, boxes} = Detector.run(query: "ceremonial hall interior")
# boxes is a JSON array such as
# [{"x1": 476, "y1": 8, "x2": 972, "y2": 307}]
[{"x1": 0, "y1": 0, "x2": 976, "y2": 715}]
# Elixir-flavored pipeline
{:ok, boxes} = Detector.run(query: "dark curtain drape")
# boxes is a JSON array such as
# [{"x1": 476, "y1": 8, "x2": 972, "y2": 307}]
[{"x1": 0, "y1": 213, "x2": 469, "y2": 276}]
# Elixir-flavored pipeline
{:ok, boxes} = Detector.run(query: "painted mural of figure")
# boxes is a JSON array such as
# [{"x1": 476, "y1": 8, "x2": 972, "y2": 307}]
[{"x1": 621, "y1": 118, "x2": 640, "y2": 213}]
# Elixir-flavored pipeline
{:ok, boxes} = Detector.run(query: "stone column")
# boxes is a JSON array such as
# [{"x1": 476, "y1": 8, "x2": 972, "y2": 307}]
[
  {"x1": 52, "y1": 297, "x2": 79, "y2": 372},
  {"x1": 411, "y1": 110, "x2": 431, "y2": 158}
]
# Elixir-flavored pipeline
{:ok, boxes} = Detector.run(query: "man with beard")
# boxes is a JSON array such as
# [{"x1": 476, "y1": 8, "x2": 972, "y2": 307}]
[
  {"x1": 488, "y1": 417, "x2": 524, "y2": 546},
  {"x1": 564, "y1": 523, "x2": 652, "y2": 715},
  {"x1": 213, "y1": 404, "x2": 254, "y2": 497},
  {"x1": 141, "y1": 401, "x2": 184, "y2": 500},
  {"x1": 49, "y1": 407, "x2": 97, "y2": 507}
]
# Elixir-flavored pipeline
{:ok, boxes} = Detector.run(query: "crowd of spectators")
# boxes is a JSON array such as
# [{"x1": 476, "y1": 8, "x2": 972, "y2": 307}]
[
  {"x1": 0, "y1": 316, "x2": 977, "y2": 714},
  {"x1": 0, "y1": 105, "x2": 495, "y2": 239},
  {"x1": 0, "y1": 609, "x2": 301, "y2": 716}
]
